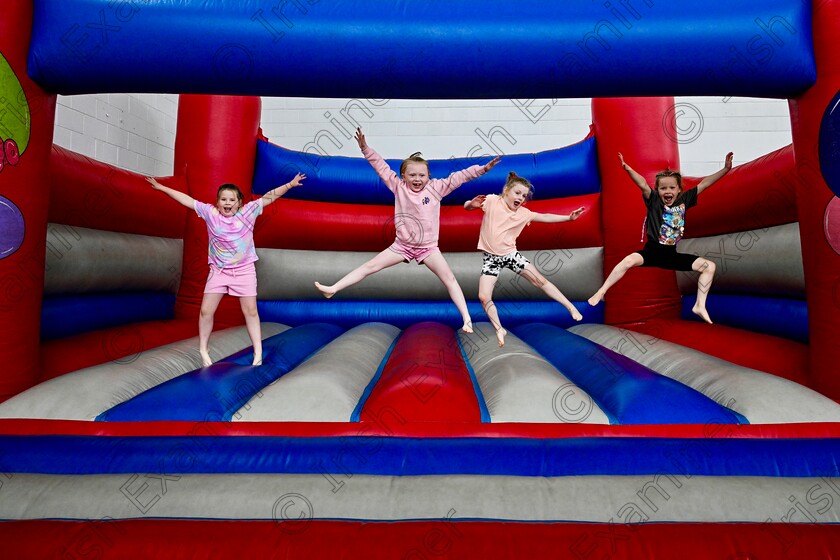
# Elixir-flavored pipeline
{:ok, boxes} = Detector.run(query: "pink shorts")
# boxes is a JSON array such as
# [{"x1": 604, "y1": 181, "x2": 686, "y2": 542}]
[
  {"x1": 389, "y1": 240, "x2": 439, "y2": 263},
  {"x1": 204, "y1": 262, "x2": 258, "y2": 297}
]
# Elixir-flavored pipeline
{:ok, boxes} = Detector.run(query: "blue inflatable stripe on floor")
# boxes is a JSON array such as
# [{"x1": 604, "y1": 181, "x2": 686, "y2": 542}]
[
  {"x1": 96, "y1": 323, "x2": 345, "y2": 422},
  {"x1": 1, "y1": 435, "x2": 836, "y2": 477},
  {"x1": 681, "y1": 294, "x2": 809, "y2": 343},
  {"x1": 253, "y1": 138, "x2": 601, "y2": 202},
  {"x1": 512, "y1": 323, "x2": 745, "y2": 425}
]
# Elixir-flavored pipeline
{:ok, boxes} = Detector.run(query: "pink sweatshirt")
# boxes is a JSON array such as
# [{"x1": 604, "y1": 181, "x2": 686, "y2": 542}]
[{"x1": 363, "y1": 146, "x2": 484, "y2": 248}]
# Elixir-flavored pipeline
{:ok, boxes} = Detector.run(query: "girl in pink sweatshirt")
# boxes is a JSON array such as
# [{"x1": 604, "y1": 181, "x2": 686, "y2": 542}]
[
  {"x1": 464, "y1": 172, "x2": 585, "y2": 347},
  {"x1": 315, "y1": 127, "x2": 500, "y2": 333}
]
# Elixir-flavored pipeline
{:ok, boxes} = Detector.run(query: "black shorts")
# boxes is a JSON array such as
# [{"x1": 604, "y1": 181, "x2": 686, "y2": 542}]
[{"x1": 635, "y1": 240, "x2": 698, "y2": 271}]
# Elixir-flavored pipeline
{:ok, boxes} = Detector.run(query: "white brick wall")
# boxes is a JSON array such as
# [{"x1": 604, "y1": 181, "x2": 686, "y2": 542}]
[
  {"x1": 53, "y1": 94, "x2": 178, "y2": 176},
  {"x1": 54, "y1": 94, "x2": 791, "y2": 179}
]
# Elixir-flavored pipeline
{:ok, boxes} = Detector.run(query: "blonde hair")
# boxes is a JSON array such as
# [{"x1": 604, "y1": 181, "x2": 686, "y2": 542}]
[
  {"x1": 503, "y1": 171, "x2": 534, "y2": 200},
  {"x1": 400, "y1": 152, "x2": 429, "y2": 176}
]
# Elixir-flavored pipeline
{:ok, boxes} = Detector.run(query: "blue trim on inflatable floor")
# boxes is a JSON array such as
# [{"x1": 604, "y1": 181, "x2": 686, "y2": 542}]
[
  {"x1": 456, "y1": 335, "x2": 491, "y2": 423},
  {"x1": 512, "y1": 323, "x2": 747, "y2": 425},
  {"x1": 258, "y1": 300, "x2": 601, "y2": 330},
  {"x1": 253, "y1": 138, "x2": 601, "y2": 202},
  {"x1": 28, "y1": 0, "x2": 815, "y2": 98},
  {"x1": 1, "y1": 436, "x2": 837, "y2": 476},
  {"x1": 350, "y1": 333, "x2": 402, "y2": 422},
  {"x1": 96, "y1": 324, "x2": 345, "y2": 422},
  {"x1": 681, "y1": 294, "x2": 809, "y2": 343},
  {"x1": 41, "y1": 292, "x2": 175, "y2": 340}
]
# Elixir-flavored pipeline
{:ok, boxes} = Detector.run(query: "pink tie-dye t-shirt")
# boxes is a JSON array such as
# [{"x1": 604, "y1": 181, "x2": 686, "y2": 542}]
[{"x1": 194, "y1": 198, "x2": 263, "y2": 268}]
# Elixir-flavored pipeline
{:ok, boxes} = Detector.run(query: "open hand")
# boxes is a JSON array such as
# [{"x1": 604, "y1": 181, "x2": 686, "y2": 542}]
[
  {"x1": 465, "y1": 195, "x2": 486, "y2": 210},
  {"x1": 354, "y1": 127, "x2": 367, "y2": 150},
  {"x1": 723, "y1": 152, "x2": 734, "y2": 170},
  {"x1": 483, "y1": 156, "x2": 502, "y2": 173},
  {"x1": 288, "y1": 172, "x2": 307, "y2": 188},
  {"x1": 145, "y1": 176, "x2": 163, "y2": 190},
  {"x1": 569, "y1": 206, "x2": 586, "y2": 221},
  {"x1": 618, "y1": 152, "x2": 628, "y2": 169}
]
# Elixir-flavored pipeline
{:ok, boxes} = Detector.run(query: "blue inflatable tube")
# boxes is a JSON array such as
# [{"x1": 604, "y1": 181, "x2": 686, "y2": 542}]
[
  {"x1": 40, "y1": 292, "x2": 175, "y2": 340},
  {"x1": 97, "y1": 324, "x2": 344, "y2": 422},
  {"x1": 258, "y1": 301, "x2": 602, "y2": 330},
  {"x1": 1, "y1": 435, "x2": 837, "y2": 476},
  {"x1": 29, "y1": 0, "x2": 814, "y2": 98},
  {"x1": 253, "y1": 138, "x2": 601, "y2": 204},
  {"x1": 513, "y1": 323, "x2": 746, "y2": 425},
  {"x1": 682, "y1": 294, "x2": 809, "y2": 343}
]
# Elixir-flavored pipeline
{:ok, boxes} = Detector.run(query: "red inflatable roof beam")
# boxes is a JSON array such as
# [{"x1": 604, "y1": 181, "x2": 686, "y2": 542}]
[{"x1": 49, "y1": 145, "x2": 187, "y2": 238}]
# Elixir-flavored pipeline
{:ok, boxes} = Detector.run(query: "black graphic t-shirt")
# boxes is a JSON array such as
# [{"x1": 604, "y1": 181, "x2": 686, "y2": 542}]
[{"x1": 642, "y1": 188, "x2": 698, "y2": 246}]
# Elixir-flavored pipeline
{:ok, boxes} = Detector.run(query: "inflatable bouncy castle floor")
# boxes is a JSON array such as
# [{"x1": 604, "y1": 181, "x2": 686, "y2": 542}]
[{"x1": 2, "y1": 0, "x2": 840, "y2": 557}]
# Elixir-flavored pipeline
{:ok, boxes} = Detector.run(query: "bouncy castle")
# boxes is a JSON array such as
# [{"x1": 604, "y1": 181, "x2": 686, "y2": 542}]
[{"x1": 1, "y1": 0, "x2": 840, "y2": 557}]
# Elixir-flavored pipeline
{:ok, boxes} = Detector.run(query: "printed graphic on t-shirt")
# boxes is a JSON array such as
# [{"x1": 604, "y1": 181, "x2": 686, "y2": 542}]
[{"x1": 658, "y1": 203, "x2": 687, "y2": 245}]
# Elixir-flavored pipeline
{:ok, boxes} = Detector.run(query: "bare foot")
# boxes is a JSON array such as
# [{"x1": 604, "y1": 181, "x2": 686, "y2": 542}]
[
  {"x1": 462, "y1": 320, "x2": 473, "y2": 334},
  {"x1": 692, "y1": 304, "x2": 713, "y2": 324},
  {"x1": 252, "y1": 356, "x2": 263, "y2": 366},
  {"x1": 199, "y1": 349, "x2": 212, "y2": 367},
  {"x1": 495, "y1": 327, "x2": 507, "y2": 347},
  {"x1": 314, "y1": 281, "x2": 335, "y2": 299},
  {"x1": 568, "y1": 306, "x2": 583, "y2": 322},
  {"x1": 587, "y1": 291, "x2": 604, "y2": 307}
]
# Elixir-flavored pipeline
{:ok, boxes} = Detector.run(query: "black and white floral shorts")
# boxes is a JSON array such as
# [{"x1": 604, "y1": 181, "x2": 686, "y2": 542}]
[{"x1": 481, "y1": 251, "x2": 530, "y2": 277}]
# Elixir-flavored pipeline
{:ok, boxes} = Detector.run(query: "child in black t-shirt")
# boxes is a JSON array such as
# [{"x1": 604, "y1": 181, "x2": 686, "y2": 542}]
[{"x1": 587, "y1": 151, "x2": 733, "y2": 323}]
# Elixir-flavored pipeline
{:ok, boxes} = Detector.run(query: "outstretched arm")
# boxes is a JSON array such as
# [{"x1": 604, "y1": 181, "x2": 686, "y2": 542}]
[
  {"x1": 355, "y1": 127, "x2": 401, "y2": 191},
  {"x1": 695, "y1": 152, "x2": 734, "y2": 195},
  {"x1": 262, "y1": 173, "x2": 306, "y2": 207},
  {"x1": 146, "y1": 177, "x2": 196, "y2": 209},
  {"x1": 531, "y1": 206, "x2": 586, "y2": 224},
  {"x1": 618, "y1": 152, "x2": 652, "y2": 199},
  {"x1": 464, "y1": 194, "x2": 486, "y2": 210}
]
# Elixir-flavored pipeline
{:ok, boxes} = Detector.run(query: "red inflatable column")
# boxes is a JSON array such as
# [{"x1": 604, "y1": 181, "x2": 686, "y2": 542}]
[
  {"x1": 788, "y1": 1, "x2": 840, "y2": 399},
  {"x1": 0, "y1": 1, "x2": 57, "y2": 400},
  {"x1": 591, "y1": 98, "x2": 681, "y2": 326},
  {"x1": 173, "y1": 95, "x2": 261, "y2": 327}
]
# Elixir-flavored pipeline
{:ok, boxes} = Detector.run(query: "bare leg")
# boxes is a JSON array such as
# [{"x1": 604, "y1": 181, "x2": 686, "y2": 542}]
[
  {"x1": 423, "y1": 251, "x2": 473, "y2": 333},
  {"x1": 239, "y1": 296, "x2": 263, "y2": 365},
  {"x1": 520, "y1": 264, "x2": 582, "y2": 321},
  {"x1": 478, "y1": 274, "x2": 505, "y2": 346},
  {"x1": 198, "y1": 292, "x2": 225, "y2": 366},
  {"x1": 315, "y1": 248, "x2": 405, "y2": 298},
  {"x1": 588, "y1": 253, "x2": 644, "y2": 306},
  {"x1": 691, "y1": 257, "x2": 716, "y2": 324}
]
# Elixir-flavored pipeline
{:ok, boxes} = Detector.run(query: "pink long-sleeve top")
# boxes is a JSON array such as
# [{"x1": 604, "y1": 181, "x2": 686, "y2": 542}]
[{"x1": 363, "y1": 146, "x2": 485, "y2": 248}]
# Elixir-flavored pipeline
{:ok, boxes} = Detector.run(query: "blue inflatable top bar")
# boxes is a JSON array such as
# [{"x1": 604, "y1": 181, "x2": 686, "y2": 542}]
[
  {"x1": 253, "y1": 137, "x2": 601, "y2": 203},
  {"x1": 29, "y1": 0, "x2": 815, "y2": 98}
]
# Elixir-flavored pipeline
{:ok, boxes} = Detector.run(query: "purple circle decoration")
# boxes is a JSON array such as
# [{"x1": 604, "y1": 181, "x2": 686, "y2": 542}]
[{"x1": 0, "y1": 195, "x2": 25, "y2": 259}]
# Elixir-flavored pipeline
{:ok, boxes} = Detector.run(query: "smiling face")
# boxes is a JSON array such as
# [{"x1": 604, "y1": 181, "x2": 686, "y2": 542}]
[
  {"x1": 656, "y1": 176, "x2": 681, "y2": 206},
  {"x1": 402, "y1": 162, "x2": 430, "y2": 192},
  {"x1": 502, "y1": 181, "x2": 531, "y2": 210},
  {"x1": 216, "y1": 188, "x2": 242, "y2": 217}
]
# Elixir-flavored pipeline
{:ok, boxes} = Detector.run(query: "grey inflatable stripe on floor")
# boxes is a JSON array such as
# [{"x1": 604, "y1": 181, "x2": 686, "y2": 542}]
[
  {"x1": 677, "y1": 223, "x2": 804, "y2": 297},
  {"x1": 2, "y1": 472, "x2": 837, "y2": 523},
  {"x1": 234, "y1": 323, "x2": 401, "y2": 422},
  {"x1": 255, "y1": 247, "x2": 603, "y2": 301},
  {"x1": 44, "y1": 224, "x2": 183, "y2": 295},
  {"x1": 0, "y1": 323, "x2": 288, "y2": 421},
  {"x1": 459, "y1": 323, "x2": 609, "y2": 424},
  {"x1": 568, "y1": 324, "x2": 840, "y2": 424}
]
